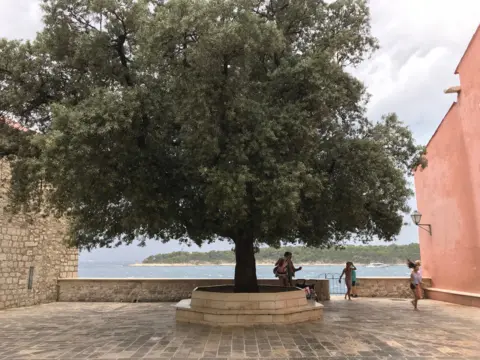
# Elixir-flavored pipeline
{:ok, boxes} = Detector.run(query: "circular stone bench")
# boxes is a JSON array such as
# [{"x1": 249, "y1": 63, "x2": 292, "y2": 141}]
[{"x1": 175, "y1": 285, "x2": 323, "y2": 326}]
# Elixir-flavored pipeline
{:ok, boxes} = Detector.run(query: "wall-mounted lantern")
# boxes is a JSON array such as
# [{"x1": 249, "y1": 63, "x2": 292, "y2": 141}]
[{"x1": 411, "y1": 210, "x2": 432, "y2": 235}]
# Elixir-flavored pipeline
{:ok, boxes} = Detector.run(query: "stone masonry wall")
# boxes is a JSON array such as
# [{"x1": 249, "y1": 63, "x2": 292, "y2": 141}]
[
  {"x1": 58, "y1": 277, "x2": 432, "y2": 302},
  {"x1": 58, "y1": 278, "x2": 331, "y2": 302},
  {"x1": 45, "y1": 276, "x2": 437, "y2": 305},
  {"x1": 356, "y1": 277, "x2": 432, "y2": 298},
  {"x1": 0, "y1": 159, "x2": 78, "y2": 310}
]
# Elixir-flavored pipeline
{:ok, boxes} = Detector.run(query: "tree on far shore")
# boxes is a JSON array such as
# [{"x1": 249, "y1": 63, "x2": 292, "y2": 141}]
[
  {"x1": 0, "y1": 0, "x2": 426, "y2": 292},
  {"x1": 143, "y1": 244, "x2": 421, "y2": 265}
]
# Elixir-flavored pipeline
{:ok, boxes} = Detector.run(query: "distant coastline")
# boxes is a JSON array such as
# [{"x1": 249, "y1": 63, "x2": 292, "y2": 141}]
[
  {"x1": 138, "y1": 244, "x2": 420, "y2": 267},
  {"x1": 128, "y1": 262, "x2": 402, "y2": 267}
]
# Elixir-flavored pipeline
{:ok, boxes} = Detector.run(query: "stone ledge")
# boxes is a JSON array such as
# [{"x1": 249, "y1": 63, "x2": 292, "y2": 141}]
[
  {"x1": 193, "y1": 288, "x2": 304, "y2": 301},
  {"x1": 357, "y1": 277, "x2": 413, "y2": 279},
  {"x1": 57, "y1": 278, "x2": 231, "y2": 282},
  {"x1": 182, "y1": 302, "x2": 316, "y2": 315},
  {"x1": 57, "y1": 278, "x2": 328, "y2": 282},
  {"x1": 57, "y1": 278, "x2": 330, "y2": 302},
  {"x1": 176, "y1": 299, "x2": 323, "y2": 326},
  {"x1": 425, "y1": 287, "x2": 480, "y2": 307},
  {"x1": 426, "y1": 288, "x2": 480, "y2": 298},
  {"x1": 191, "y1": 298, "x2": 305, "y2": 310}
]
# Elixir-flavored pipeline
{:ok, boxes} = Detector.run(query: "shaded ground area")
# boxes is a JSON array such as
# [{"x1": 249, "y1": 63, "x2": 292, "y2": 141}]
[{"x1": 0, "y1": 297, "x2": 479, "y2": 359}]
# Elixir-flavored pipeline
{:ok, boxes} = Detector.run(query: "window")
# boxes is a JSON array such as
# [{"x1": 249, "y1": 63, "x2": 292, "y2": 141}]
[{"x1": 27, "y1": 267, "x2": 34, "y2": 290}]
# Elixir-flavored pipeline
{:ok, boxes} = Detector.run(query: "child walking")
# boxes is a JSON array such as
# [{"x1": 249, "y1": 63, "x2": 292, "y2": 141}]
[
  {"x1": 339, "y1": 261, "x2": 356, "y2": 300},
  {"x1": 408, "y1": 259, "x2": 423, "y2": 310}
]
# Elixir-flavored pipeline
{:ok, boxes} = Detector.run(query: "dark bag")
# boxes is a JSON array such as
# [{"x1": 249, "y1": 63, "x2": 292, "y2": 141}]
[{"x1": 410, "y1": 283, "x2": 416, "y2": 290}]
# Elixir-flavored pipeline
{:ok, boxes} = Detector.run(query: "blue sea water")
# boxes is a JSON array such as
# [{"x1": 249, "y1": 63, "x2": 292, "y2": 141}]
[{"x1": 78, "y1": 262, "x2": 411, "y2": 279}]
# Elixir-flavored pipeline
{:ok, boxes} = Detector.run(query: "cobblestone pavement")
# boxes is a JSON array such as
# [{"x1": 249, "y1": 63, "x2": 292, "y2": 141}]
[{"x1": 0, "y1": 297, "x2": 479, "y2": 360}]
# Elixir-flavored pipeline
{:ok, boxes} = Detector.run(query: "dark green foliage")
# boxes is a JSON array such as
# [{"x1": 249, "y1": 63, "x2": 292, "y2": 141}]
[
  {"x1": 143, "y1": 244, "x2": 421, "y2": 265},
  {"x1": 0, "y1": 0, "x2": 426, "y2": 291}
]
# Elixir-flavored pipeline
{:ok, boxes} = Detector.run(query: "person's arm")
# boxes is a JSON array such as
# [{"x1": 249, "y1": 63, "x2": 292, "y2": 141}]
[
  {"x1": 339, "y1": 269, "x2": 345, "y2": 283},
  {"x1": 351, "y1": 265, "x2": 357, "y2": 270},
  {"x1": 290, "y1": 262, "x2": 301, "y2": 276}
]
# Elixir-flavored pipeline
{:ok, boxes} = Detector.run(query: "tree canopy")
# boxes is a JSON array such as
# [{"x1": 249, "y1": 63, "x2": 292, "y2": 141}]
[{"x1": 0, "y1": 0, "x2": 426, "y2": 291}]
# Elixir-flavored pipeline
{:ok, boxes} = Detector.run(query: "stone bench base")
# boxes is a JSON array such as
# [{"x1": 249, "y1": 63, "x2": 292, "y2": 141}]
[
  {"x1": 425, "y1": 288, "x2": 480, "y2": 307},
  {"x1": 176, "y1": 299, "x2": 323, "y2": 326}
]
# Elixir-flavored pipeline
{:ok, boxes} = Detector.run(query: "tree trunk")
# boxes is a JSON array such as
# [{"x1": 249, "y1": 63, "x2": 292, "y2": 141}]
[{"x1": 234, "y1": 236, "x2": 259, "y2": 293}]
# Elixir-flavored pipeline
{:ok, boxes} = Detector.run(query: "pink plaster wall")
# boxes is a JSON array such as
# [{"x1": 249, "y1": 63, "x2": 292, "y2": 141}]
[
  {"x1": 456, "y1": 28, "x2": 480, "y2": 253},
  {"x1": 414, "y1": 26, "x2": 480, "y2": 295}
]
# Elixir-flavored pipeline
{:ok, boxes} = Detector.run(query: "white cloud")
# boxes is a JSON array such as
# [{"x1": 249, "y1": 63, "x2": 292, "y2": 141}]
[
  {"x1": 0, "y1": 0, "x2": 42, "y2": 40},
  {"x1": 353, "y1": 0, "x2": 480, "y2": 142},
  {"x1": 352, "y1": 0, "x2": 480, "y2": 246}
]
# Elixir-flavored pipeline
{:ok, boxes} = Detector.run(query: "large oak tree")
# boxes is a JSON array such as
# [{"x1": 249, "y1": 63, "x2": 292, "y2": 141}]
[{"x1": 0, "y1": 0, "x2": 426, "y2": 292}]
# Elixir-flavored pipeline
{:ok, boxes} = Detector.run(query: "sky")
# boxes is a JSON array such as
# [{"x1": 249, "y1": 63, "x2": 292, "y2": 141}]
[{"x1": 1, "y1": 1, "x2": 479, "y2": 262}]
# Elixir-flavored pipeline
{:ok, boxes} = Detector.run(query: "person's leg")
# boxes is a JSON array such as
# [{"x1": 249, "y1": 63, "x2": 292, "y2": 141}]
[
  {"x1": 416, "y1": 284, "x2": 423, "y2": 300},
  {"x1": 414, "y1": 285, "x2": 421, "y2": 309},
  {"x1": 352, "y1": 282, "x2": 357, "y2": 297}
]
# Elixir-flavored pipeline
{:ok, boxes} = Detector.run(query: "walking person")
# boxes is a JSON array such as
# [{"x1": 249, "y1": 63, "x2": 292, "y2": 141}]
[
  {"x1": 339, "y1": 261, "x2": 356, "y2": 300},
  {"x1": 284, "y1": 251, "x2": 302, "y2": 287},
  {"x1": 408, "y1": 259, "x2": 423, "y2": 310}
]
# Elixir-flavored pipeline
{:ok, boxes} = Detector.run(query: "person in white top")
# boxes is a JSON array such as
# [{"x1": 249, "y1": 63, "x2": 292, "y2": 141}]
[
  {"x1": 415, "y1": 260, "x2": 422, "y2": 277},
  {"x1": 408, "y1": 259, "x2": 423, "y2": 310}
]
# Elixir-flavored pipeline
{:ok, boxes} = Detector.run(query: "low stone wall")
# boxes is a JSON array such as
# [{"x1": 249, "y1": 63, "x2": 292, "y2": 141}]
[
  {"x1": 356, "y1": 277, "x2": 432, "y2": 298},
  {"x1": 57, "y1": 278, "x2": 330, "y2": 303},
  {"x1": 57, "y1": 277, "x2": 431, "y2": 303}
]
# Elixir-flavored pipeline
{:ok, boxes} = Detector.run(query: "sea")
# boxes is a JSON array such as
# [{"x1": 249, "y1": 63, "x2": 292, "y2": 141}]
[{"x1": 78, "y1": 261, "x2": 411, "y2": 279}]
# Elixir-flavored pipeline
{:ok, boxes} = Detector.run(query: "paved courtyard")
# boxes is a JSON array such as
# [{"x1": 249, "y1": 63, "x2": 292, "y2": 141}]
[{"x1": 0, "y1": 298, "x2": 479, "y2": 360}]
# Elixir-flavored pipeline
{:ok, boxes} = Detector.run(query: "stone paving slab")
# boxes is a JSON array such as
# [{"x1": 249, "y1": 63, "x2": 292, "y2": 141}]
[{"x1": 0, "y1": 297, "x2": 479, "y2": 360}]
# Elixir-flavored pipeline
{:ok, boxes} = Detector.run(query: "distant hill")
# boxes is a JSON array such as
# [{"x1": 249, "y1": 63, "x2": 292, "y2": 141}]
[{"x1": 142, "y1": 243, "x2": 420, "y2": 265}]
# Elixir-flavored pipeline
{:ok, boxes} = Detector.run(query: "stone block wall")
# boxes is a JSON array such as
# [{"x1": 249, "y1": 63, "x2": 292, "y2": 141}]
[
  {"x1": 57, "y1": 278, "x2": 330, "y2": 303},
  {"x1": 0, "y1": 159, "x2": 78, "y2": 310},
  {"x1": 57, "y1": 277, "x2": 431, "y2": 303},
  {"x1": 356, "y1": 277, "x2": 432, "y2": 298}
]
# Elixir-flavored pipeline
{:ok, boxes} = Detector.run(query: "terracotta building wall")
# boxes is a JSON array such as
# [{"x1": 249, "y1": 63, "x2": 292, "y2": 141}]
[
  {"x1": 414, "y1": 104, "x2": 479, "y2": 293},
  {"x1": 456, "y1": 29, "x2": 480, "y2": 253},
  {"x1": 0, "y1": 159, "x2": 78, "y2": 310},
  {"x1": 414, "y1": 26, "x2": 480, "y2": 296}
]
